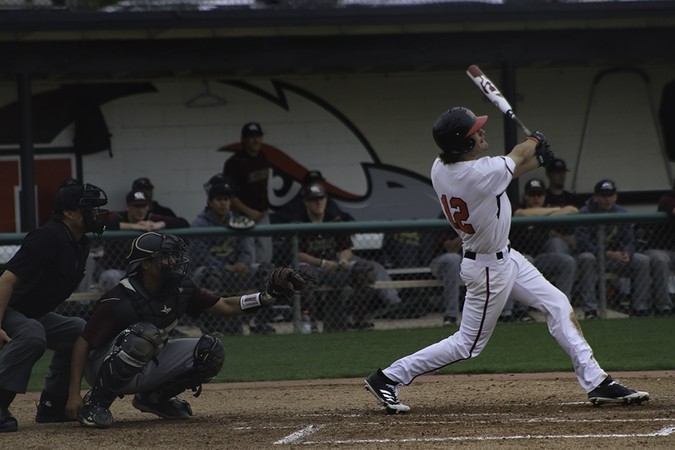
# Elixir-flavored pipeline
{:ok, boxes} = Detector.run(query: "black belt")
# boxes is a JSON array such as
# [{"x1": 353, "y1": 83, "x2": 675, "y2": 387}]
[{"x1": 463, "y1": 248, "x2": 508, "y2": 260}]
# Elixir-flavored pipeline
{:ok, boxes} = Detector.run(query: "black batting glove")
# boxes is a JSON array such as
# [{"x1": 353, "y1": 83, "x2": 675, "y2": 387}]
[
  {"x1": 528, "y1": 131, "x2": 547, "y2": 149},
  {"x1": 535, "y1": 142, "x2": 556, "y2": 168}
]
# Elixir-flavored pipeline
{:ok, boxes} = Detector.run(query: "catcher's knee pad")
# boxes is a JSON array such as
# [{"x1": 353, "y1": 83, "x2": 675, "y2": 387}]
[
  {"x1": 193, "y1": 334, "x2": 225, "y2": 381},
  {"x1": 103, "y1": 322, "x2": 164, "y2": 389},
  {"x1": 118, "y1": 322, "x2": 164, "y2": 367}
]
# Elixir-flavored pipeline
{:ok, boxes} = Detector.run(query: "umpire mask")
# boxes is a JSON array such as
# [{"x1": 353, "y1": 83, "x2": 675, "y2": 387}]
[
  {"x1": 54, "y1": 183, "x2": 109, "y2": 236},
  {"x1": 81, "y1": 184, "x2": 109, "y2": 235}
]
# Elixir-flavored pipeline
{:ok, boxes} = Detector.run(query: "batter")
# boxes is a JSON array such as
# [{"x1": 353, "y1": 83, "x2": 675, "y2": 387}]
[{"x1": 365, "y1": 107, "x2": 649, "y2": 413}]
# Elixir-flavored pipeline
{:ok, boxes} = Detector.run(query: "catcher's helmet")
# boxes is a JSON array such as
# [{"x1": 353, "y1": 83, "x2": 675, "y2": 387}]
[
  {"x1": 126, "y1": 232, "x2": 190, "y2": 282},
  {"x1": 432, "y1": 107, "x2": 488, "y2": 155}
]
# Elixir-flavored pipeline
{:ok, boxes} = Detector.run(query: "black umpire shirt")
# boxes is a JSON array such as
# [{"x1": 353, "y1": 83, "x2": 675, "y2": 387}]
[{"x1": 6, "y1": 219, "x2": 90, "y2": 318}]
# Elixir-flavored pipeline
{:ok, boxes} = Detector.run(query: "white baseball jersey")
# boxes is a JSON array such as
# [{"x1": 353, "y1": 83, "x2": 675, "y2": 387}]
[
  {"x1": 430, "y1": 155, "x2": 514, "y2": 254},
  {"x1": 382, "y1": 151, "x2": 607, "y2": 396}
]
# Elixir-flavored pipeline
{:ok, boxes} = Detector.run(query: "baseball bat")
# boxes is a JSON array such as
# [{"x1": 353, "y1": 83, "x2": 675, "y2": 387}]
[{"x1": 466, "y1": 64, "x2": 532, "y2": 136}]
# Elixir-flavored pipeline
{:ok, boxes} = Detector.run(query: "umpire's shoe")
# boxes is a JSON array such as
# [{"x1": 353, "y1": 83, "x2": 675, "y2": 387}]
[
  {"x1": 364, "y1": 369, "x2": 410, "y2": 414},
  {"x1": 588, "y1": 375, "x2": 650, "y2": 405},
  {"x1": 132, "y1": 394, "x2": 192, "y2": 419},
  {"x1": 35, "y1": 391, "x2": 77, "y2": 423},
  {"x1": 0, "y1": 405, "x2": 18, "y2": 433}
]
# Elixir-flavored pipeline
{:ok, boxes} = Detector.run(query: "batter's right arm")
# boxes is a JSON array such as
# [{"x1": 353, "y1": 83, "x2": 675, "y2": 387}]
[{"x1": 507, "y1": 138, "x2": 540, "y2": 179}]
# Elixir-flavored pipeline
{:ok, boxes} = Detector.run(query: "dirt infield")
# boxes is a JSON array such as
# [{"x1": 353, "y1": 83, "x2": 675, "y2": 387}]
[{"x1": 4, "y1": 371, "x2": 674, "y2": 449}]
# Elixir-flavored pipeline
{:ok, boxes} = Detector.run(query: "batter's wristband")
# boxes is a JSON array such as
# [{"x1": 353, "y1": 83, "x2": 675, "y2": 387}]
[
  {"x1": 240, "y1": 292, "x2": 262, "y2": 311},
  {"x1": 319, "y1": 259, "x2": 326, "y2": 268}
]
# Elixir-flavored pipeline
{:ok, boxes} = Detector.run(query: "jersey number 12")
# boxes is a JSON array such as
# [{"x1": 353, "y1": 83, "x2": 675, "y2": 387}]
[{"x1": 441, "y1": 195, "x2": 476, "y2": 234}]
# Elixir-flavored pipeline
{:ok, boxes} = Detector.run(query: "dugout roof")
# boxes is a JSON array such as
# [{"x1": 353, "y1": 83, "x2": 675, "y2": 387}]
[{"x1": 1, "y1": 0, "x2": 675, "y2": 80}]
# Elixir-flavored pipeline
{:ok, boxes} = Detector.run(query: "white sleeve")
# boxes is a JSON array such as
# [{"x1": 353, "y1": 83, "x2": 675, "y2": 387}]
[{"x1": 474, "y1": 156, "x2": 515, "y2": 196}]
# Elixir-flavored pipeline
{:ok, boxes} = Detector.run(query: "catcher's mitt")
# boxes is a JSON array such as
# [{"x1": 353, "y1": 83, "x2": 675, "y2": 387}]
[{"x1": 261, "y1": 267, "x2": 311, "y2": 304}]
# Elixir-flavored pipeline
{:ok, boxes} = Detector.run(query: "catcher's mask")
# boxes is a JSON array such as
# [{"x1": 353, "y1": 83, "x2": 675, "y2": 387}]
[
  {"x1": 126, "y1": 232, "x2": 190, "y2": 284},
  {"x1": 53, "y1": 183, "x2": 109, "y2": 235}
]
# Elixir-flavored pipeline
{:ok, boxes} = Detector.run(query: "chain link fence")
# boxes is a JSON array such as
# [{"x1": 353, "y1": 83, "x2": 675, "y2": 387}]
[{"x1": 1, "y1": 213, "x2": 673, "y2": 336}]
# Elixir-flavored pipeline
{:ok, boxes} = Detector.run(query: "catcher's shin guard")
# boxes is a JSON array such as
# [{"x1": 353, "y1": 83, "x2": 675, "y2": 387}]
[
  {"x1": 88, "y1": 322, "x2": 164, "y2": 407},
  {"x1": 140, "y1": 334, "x2": 224, "y2": 403}
]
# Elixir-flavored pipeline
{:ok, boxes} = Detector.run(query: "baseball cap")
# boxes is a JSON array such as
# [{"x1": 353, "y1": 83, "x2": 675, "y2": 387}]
[
  {"x1": 524, "y1": 178, "x2": 546, "y2": 194},
  {"x1": 132, "y1": 177, "x2": 154, "y2": 190},
  {"x1": 208, "y1": 180, "x2": 234, "y2": 199},
  {"x1": 203, "y1": 173, "x2": 234, "y2": 198},
  {"x1": 303, "y1": 182, "x2": 326, "y2": 199},
  {"x1": 53, "y1": 185, "x2": 85, "y2": 213},
  {"x1": 126, "y1": 190, "x2": 150, "y2": 206},
  {"x1": 53, "y1": 183, "x2": 108, "y2": 213},
  {"x1": 60, "y1": 178, "x2": 81, "y2": 188},
  {"x1": 546, "y1": 158, "x2": 569, "y2": 173},
  {"x1": 241, "y1": 122, "x2": 264, "y2": 137},
  {"x1": 594, "y1": 179, "x2": 617, "y2": 195},
  {"x1": 303, "y1": 170, "x2": 325, "y2": 186}
]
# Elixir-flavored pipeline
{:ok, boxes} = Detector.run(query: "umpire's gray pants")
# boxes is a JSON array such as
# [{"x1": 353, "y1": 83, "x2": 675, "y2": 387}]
[
  {"x1": 85, "y1": 337, "x2": 200, "y2": 395},
  {"x1": 0, "y1": 308, "x2": 85, "y2": 394}
]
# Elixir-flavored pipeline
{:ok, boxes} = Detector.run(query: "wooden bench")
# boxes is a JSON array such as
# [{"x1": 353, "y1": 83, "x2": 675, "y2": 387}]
[
  {"x1": 63, "y1": 266, "x2": 441, "y2": 299},
  {"x1": 373, "y1": 266, "x2": 442, "y2": 290},
  {"x1": 66, "y1": 291, "x2": 101, "y2": 302}
]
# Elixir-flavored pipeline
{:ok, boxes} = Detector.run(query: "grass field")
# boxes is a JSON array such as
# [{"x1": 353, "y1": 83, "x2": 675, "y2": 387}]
[{"x1": 27, "y1": 316, "x2": 675, "y2": 392}]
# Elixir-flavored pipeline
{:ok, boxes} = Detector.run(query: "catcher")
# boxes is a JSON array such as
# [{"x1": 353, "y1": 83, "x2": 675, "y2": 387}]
[{"x1": 65, "y1": 231, "x2": 306, "y2": 428}]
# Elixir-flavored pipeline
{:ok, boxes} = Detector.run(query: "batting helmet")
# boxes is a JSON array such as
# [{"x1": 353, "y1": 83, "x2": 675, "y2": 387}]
[
  {"x1": 126, "y1": 232, "x2": 190, "y2": 282},
  {"x1": 432, "y1": 107, "x2": 488, "y2": 155}
]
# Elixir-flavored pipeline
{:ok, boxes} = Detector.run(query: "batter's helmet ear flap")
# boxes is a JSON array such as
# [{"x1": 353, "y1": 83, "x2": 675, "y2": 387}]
[{"x1": 432, "y1": 107, "x2": 488, "y2": 155}]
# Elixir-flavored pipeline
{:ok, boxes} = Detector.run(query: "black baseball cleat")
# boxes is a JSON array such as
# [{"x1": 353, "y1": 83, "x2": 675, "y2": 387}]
[
  {"x1": 35, "y1": 392, "x2": 77, "y2": 423},
  {"x1": 588, "y1": 376, "x2": 650, "y2": 405},
  {"x1": 0, "y1": 405, "x2": 18, "y2": 433},
  {"x1": 78, "y1": 403, "x2": 114, "y2": 428},
  {"x1": 364, "y1": 369, "x2": 410, "y2": 414},
  {"x1": 132, "y1": 394, "x2": 192, "y2": 419}
]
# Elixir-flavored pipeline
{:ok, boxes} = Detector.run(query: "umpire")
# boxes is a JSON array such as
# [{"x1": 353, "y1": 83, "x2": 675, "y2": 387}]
[{"x1": 0, "y1": 183, "x2": 108, "y2": 432}]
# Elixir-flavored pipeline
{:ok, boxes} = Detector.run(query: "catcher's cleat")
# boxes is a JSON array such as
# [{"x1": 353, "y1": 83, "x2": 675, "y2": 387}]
[
  {"x1": 78, "y1": 404, "x2": 114, "y2": 428},
  {"x1": 132, "y1": 394, "x2": 192, "y2": 419},
  {"x1": 364, "y1": 369, "x2": 410, "y2": 414},
  {"x1": 588, "y1": 376, "x2": 650, "y2": 405}
]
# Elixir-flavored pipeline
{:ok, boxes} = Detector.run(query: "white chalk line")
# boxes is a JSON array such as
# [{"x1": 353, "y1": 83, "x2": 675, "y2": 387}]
[
  {"x1": 298, "y1": 412, "x2": 670, "y2": 424},
  {"x1": 350, "y1": 417, "x2": 673, "y2": 426},
  {"x1": 299, "y1": 425, "x2": 675, "y2": 445},
  {"x1": 273, "y1": 424, "x2": 324, "y2": 445},
  {"x1": 255, "y1": 416, "x2": 672, "y2": 432}
]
